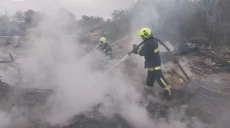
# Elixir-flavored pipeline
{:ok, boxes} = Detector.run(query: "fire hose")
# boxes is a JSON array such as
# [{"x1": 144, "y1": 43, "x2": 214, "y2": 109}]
[
  {"x1": 153, "y1": 37, "x2": 230, "y2": 96},
  {"x1": 105, "y1": 37, "x2": 230, "y2": 96}
]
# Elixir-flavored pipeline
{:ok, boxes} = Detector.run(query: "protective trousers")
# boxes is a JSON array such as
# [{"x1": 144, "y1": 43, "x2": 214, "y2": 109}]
[{"x1": 145, "y1": 68, "x2": 172, "y2": 99}]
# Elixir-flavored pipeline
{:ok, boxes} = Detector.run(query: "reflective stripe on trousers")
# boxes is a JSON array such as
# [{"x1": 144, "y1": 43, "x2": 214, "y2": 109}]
[
  {"x1": 145, "y1": 66, "x2": 172, "y2": 96},
  {"x1": 160, "y1": 78, "x2": 172, "y2": 96},
  {"x1": 147, "y1": 66, "x2": 161, "y2": 71}
]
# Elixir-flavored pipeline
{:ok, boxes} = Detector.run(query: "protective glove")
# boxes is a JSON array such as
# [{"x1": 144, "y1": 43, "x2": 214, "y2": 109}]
[{"x1": 132, "y1": 44, "x2": 139, "y2": 54}]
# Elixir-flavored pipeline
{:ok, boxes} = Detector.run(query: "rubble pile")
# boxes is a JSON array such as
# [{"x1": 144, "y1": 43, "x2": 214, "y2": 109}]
[{"x1": 0, "y1": 42, "x2": 229, "y2": 128}]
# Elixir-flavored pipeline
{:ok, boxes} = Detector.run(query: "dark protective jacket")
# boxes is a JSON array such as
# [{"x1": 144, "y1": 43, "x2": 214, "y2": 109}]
[
  {"x1": 138, "y1": 36, "x2": 161, "y2": 68},
  {"x1": 98, "y1": 42, "x2": 113, "y2": 58}
]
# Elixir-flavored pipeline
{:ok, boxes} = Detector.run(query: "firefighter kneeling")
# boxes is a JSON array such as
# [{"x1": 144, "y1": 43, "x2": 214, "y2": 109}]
[{"x1": 132, "y1": 27, "x2": 172, "y2": 100}]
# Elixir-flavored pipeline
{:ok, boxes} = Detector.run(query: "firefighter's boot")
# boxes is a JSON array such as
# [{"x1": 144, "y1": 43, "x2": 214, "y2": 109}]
[{"x1": 163, "y1": 85, "x2": 172, "y2": 101}]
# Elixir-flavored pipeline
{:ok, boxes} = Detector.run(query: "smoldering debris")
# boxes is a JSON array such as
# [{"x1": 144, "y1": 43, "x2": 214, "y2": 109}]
[{"x1": 0, "y1": 0, "x2": 229, "y2": 128}]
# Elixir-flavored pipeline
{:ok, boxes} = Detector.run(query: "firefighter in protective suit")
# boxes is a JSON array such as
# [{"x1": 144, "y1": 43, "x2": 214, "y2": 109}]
[
  {"x1": 132, "y1": 28, "x2": 172, "y2": 100},
  {"x1": 98, "y1": 37, "x2": 113, "y2": 59}
]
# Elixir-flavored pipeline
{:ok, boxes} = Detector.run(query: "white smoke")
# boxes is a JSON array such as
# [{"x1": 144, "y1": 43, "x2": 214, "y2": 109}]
[
  {"x1": 9, "y1": 10, "x2": 193, "y2": 128},
  {"x1": 10, "y1": 11, "x2": 144, "y2": 127},
  {"x1": 0, "y1": 111, "x2": 11, "y2": 128},
  {"x1": 0, "y1": 0, "x2": 208, "y2": 128}
]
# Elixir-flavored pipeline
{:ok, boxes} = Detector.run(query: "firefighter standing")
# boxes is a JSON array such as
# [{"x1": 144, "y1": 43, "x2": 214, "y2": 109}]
[
  {"x1": 98, "y1": 37, "x2": 113, "y2": 59},
  {"x1": 132, "y1": 28, "x2": 172, "y2": 100}
]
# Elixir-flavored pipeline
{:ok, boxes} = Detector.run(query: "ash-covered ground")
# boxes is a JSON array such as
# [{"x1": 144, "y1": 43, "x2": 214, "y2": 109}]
[{"x1": 0, "y1": 42, "x2": 229, "y2": 128}]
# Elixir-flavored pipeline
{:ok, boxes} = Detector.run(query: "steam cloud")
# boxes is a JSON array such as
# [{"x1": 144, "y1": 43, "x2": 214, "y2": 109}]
[{"x1": 0, "y1": 0, "x2": 207, "y2": 128}]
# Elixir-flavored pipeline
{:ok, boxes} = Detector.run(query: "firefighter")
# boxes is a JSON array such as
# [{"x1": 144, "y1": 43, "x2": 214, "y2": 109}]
[
  {"x1": 98, "y1": 37, "x2": 113, "y2": 59},
  {"x1": 132, "y1": 27, "x2": 172, "y2": 100}
]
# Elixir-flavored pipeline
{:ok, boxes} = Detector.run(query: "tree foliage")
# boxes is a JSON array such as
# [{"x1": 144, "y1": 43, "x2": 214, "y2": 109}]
[
  {"x1": 0, "y1": 0, "x2": 229, "y2": 46},
  {"x1": 78, "y1": 0, "x2": 230, "y2": 45},
  {"x1": 0, "y1": 9, "x2": 40, "y2": 36}
]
